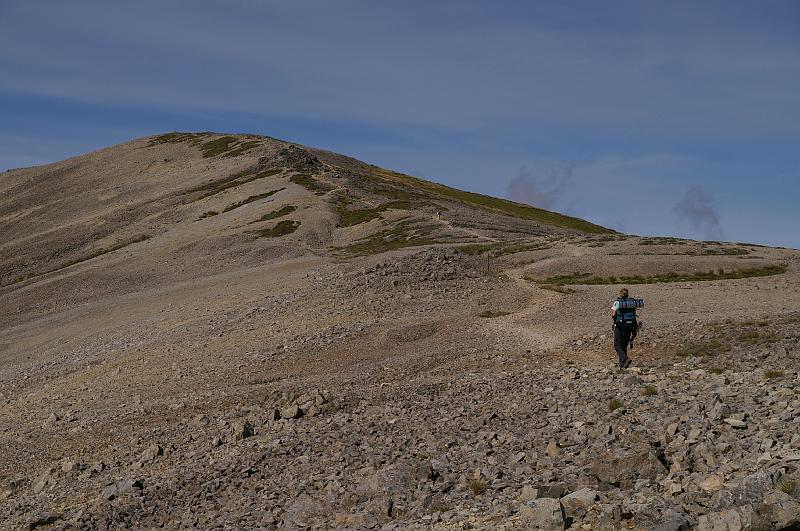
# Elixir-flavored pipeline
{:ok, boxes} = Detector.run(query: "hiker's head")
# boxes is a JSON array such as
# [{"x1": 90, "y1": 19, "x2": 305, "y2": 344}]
[{"x1": 619, "y1": 288, "x2": 629, "y2": 298}]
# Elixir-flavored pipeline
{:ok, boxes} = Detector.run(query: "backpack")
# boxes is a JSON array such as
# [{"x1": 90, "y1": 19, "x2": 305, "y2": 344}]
[{"x1": 615, "y1": 297, "x2": 639, "y2": 326}]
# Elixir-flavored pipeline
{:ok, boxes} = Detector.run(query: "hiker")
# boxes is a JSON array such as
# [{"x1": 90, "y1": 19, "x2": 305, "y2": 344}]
[{"x1": 611, "y1": 288, "x2": 639, "y2": 368}]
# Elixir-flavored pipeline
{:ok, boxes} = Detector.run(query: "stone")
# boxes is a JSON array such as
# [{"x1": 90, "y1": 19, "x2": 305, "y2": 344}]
[
  {"x1": 591, "y1": 447, "x2": 667, "y2": 489},
  {"x1": 756, "y1": 489, "x2": 800, "y2": 529},
  {"x1": 61, "y1": 460, "x2": 80, "y2": 474},
  {"x1": 651, "y1": 511, "x2": 692, "y2": 531},
  {"x1": 285, "y1": 493, "x2": 322, "y2": 528},
  {"x1": 560, "y1": 487, "x2": 598, "y2": 518},
  {"x1": 536, "y1": 484, "x2": 566, "y2": 499},
  {"x1": 713, "y1": 470, "x2": 773, "y2": 509},
  {"x1": 546, "y1": 440, "x2": 561, "y2": 458},
  {"x1": 724, "y1": 418, "x2": 747, "y2": 429},
  {"x1": 31, "y1": 467, "x2": 55, "y2": 494},
  {"x1": 700, "y1": 473, "x2": 725, "y2": 493},
  {"x1": 519, "y1": 497, "x2": 565, "y2": 529},
  {"x1": 140, "y1": 443, "x2": 163, "y2": 463},
  {"x1": 26, "y1": 512, "x2": 60, "y2": 530},
  {"x1": 519, "y1": 485, "x2": 538, "y2": 502},
  {"x1": 231, "y1": 419, "x2": 254, "y2": 440},
  {"x1": 697, "y1": 507, "x2": 752, "y2": 531},
  {"x1": 280, "y1": 404, "x2": 303, "y2": 420},
  {"x1": 100, "y1": 479, "x2": 143, "y2": 500}
]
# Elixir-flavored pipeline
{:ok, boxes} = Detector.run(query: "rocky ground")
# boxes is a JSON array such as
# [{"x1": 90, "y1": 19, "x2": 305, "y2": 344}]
[{"x1": 1, "y1": 134, "x2": 799, "y2": 529}]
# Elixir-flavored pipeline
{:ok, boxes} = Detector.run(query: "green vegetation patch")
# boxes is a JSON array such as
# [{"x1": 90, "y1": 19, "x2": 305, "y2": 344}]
[
  {"x1": 608, "y1": 398, "x2": 624, "y2": 411},
  {"x1": 676, "y1": 340, "x2": 731, "y2": 358},
  {"x1": 539, "y1": 284, "x2": 576, "y2": 295},
  {"x1": 638, "y1": 237, "x2": 686, "y2": 245},
  {"x1": 334, "y1": 193, "x2": 412, "y2": 227},
  {"x1": 469, "y1": 480, "x2": 488, "y2": 496},
  {"x1": 367, "y1": 166, "x2": 612, "y2": 234},
  {"x1": 290, "y1": 173, "x2": 334, "y2": 195},
  {"x1": 738, "y1": 329, "x2": 780, "y2": 345},
  {"x1": 149, "y1": 132, "x2": 260, "y2": 158},
  {"x1": 186, "y1": 168, "x2": 281, "y2": 199},
  {"x1": 250, "y1": 205, "x2": 297, "y2": 223},
  {"x1": 529, "y1": 264, "x2": 787, "y2": 287},
  {"x1": 336, "y1": 219, "x2": 450, "y2": 256},
  {"x1": 777, "y1": 478, "x2": 796, "y2": 495},
  {"x1": 641, "y1": 386, "x2": 658, "y2": 396},
  {"x1": 479, "y1": 310, "x2": 512, "y2": 318},
  {"x1": 198, "y1": 136, "x2": 260, "y2": 158},
  {"x1": 701, "y1": 247, "x2": 750, "y2": 256},
  {"x1": 222, "y1": 188, "x2": 284, "y2": 213},
  {"x1": 459, "y1": 240, "x2": 551, "y2": 257},
  {"x1": 764, "y1": 369, "x2": 785, "y2": 379},
  {"x1": 253, "y1": 220, "x2": 301, "y2": 238},
  {"x1": 148, "y1": 132, "x2": 211, "y2": 146}
]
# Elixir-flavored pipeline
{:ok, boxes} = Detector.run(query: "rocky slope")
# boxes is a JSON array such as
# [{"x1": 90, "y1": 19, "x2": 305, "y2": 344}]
[{"x1": 1, "y1": 133, "x2": 799, "y2": 530}]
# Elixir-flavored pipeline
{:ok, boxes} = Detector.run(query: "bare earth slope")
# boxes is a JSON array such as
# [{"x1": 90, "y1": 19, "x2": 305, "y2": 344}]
[{"x1": 1, "y1": 133, "x2": 799, "y2": 530}]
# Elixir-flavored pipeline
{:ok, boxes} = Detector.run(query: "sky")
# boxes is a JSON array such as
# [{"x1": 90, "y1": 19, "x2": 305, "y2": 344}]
[{"x1": 1, "y1": 1, "x2": 798, "y2": 247}]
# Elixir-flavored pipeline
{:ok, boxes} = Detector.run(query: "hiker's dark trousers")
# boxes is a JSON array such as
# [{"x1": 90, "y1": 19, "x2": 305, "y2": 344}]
[{"x1": 614, "y1": 323, "x2": 633, "y2": 367}]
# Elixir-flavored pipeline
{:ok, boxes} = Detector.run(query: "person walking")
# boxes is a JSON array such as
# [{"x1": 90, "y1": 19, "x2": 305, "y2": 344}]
[{"x1": 611, "y1": 288, "x2": 639, "y2": 368}]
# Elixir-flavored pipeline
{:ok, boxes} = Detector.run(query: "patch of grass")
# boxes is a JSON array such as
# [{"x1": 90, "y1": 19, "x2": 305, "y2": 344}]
[
  {"x1": 220, "y1": 140, "x2": 261, "y2": 158},
  {"x1": 148, "y1": 132, "x2": 211, "y2": 146},
  {"x1": 709, "y1": 367, "x2": 726, "y2": 375},
  {"x1": 186, "y1": 168, "x2": 281, "y2": 200},
  {"x1": 676, "y1": 340, "x2": 731, "y2": 358},
  {"x1": 198, "y1": 136, "x2": 261, "y2": 158},
  {"x1": 608, "y1": 398, "x2": 624, "y2": 412},
  {"x1": 738, "y1": 330, "x2": 780, "y2": 345},
  {"x1": 197, "y1": 211, "x2": 218, "y2": 220},
  {"x1": 149, "y1": 132, "x2": 261, "y2": 158},
  {"x1": 469, "y1": 480, "x2": 488, "y2": 496},
  {"x1": 333, "y1": 192, "x2": 412, "y2": 227},
  {"x1": 366, "y1": 166, "x2": 613, "y2": 233},
  {"x1": 539, "y1": 284, "x2": 576, "y2": 294},
  {"x1": 459, "y1": 240, "x2": 551, "y2": 257},
  {"x1": 764, "y1": 370, "x2": 785, "y2": 379},
  {"x1": 253, "y1": 220, "x2": 300, "y2": 238},
  {"x1": 250, "y1": 205, "x2": 297, "y2": 223},
  {"x1": 479, "y1": 310, "x2": 511, "y2": 318},
  {"x1": 336, "y1": 219, "x2": 451, "y2": 256},
  {"x1": 638, "y1": 237, "x2": 685, "y2": 245},
  {"x1": 777, "y1": 478, "x2": 796, "y2": 495},
  {"x1": 221, "y1": 188, "x2": 284, "y2": 213},
  {"x1": 641, "y1": 386, "x2": 658, "y2": 397},
  {"x1": 290, "y1": 173, "x2": 334, "y2": 195},
  {"x1": 530, "y1": 264, "x2": 788, "y2": 288},
  {"x1": 701, "y1": 247, "x2": 750, "y2": 256}
]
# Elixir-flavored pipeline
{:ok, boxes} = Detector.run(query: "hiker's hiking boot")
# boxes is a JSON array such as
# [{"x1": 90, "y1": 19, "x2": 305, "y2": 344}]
[{"x1": 623, "y1": 358, "x2": 633, "y2": 369}]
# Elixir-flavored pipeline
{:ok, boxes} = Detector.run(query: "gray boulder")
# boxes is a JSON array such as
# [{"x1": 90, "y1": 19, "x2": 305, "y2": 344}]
[
  {"x1": 560, "y1": 488, "x2": 598, "y2": 519},
  {"x1": 591, "y1": 447, "x2": 667, "y2": 488},
  {"x1": 519, "y1": 497, "x2": 565, "y2": 529}
]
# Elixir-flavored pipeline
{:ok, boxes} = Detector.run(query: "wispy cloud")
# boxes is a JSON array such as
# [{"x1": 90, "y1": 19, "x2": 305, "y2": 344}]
[
  {"x1": 506, "y1": 166, "x2": 572, "y2": 210},
  {"x1": 672, "y1": 185, "x2": 723, "y2": 240}
]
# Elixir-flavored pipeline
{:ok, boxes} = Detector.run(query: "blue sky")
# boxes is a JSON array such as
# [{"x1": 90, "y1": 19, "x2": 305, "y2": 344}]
[{"x1": 1, "y1": 1, "x2": 798, "y2": 247}]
